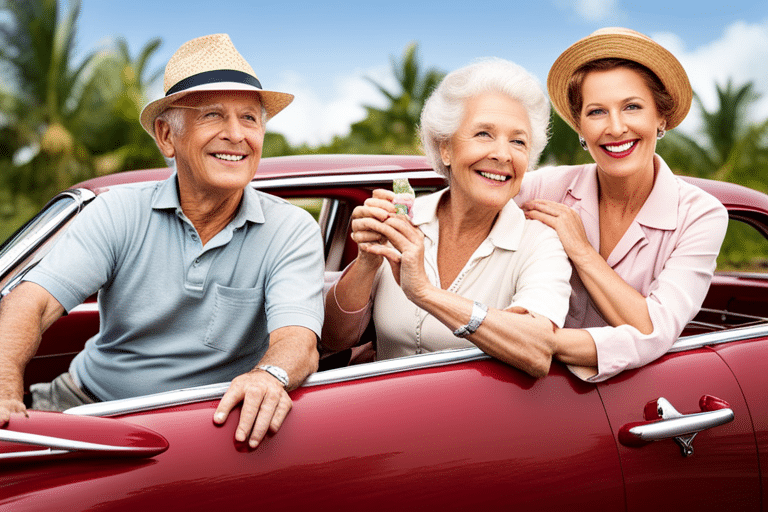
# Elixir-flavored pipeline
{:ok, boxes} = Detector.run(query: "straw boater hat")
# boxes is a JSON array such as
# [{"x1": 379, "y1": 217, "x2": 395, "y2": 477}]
[
  {"x1": 140, "y1": 34, "x2": 294, "y2": 137},
  {"x1": 547, "y1": 27, "x2": 692, "y2": 131}
]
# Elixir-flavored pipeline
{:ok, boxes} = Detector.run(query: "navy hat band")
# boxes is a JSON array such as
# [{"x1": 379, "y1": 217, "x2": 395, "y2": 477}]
[{"x1": 166, "y1": 69, "x2": 263, "y2": 96}]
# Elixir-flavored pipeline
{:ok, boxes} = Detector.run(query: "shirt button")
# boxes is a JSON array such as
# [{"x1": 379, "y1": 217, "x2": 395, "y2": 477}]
[{"x1": 193, "y1": 258, "x2": 201, "y2": 266}]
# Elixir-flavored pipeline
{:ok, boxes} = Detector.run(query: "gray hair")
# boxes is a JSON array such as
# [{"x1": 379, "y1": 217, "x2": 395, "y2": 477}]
[
  {"x1": 154, "y1": 100, "x2": 268, "y2": 167},
  {"x1": 419, "y1": 58, "x2": 550, "y2": 178}
]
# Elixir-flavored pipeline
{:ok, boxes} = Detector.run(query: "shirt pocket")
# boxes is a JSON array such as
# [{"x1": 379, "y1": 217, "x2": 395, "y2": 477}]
[{"x1": 204, "y1": 283, "x2": 264, "y2": 352}]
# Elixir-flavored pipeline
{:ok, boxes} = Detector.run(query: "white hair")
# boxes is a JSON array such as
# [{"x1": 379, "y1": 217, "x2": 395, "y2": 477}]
[{"x1": 419, "y1": 58, "x2": 550, "y2": 178}]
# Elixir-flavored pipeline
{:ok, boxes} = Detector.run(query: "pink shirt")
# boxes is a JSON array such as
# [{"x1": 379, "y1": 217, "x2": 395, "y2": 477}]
[{"x1": 515, "y1": 155, "x2": 728, "y2": 381}]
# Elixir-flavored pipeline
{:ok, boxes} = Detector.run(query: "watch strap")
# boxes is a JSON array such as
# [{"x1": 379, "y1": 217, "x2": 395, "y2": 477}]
[
  {"x1": 257, "y1": 364, "x2": 289, "y2": 388},
  {"x1": 453, "y1": 301, "x2": 488, "y2": 338}
]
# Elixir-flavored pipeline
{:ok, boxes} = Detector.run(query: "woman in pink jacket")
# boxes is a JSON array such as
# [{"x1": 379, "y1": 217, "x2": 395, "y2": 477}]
[{"x1": 517, "y1": 27, "x2": 728, "y2": 381}]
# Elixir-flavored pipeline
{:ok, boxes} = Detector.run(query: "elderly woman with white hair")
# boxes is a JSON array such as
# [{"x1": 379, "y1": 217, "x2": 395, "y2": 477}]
[{"x1": 322, "y1": 59, "x2": 572, "y2": 378}]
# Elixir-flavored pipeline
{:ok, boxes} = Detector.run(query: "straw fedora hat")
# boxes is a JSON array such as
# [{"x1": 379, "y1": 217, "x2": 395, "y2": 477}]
[
  {"x1": 547, "y1": 27, "x2": 692, "y2": 131},
  {"x1": 140, "y1": 34, "x2": 294, "y2": 137}
]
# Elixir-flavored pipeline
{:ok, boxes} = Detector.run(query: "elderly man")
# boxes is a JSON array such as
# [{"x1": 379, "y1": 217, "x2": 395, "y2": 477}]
[{"x1": 0, "y1": 34, "x2": 324, "y2": 448}]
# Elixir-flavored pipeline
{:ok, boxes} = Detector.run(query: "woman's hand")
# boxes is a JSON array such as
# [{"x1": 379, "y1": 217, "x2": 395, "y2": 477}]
[
  {"x1": 522, "y1": 199, "x2": 593, "y2": 265},
  {"x1": 352, "y1": 195, "x2": 431, "y2": 304},
  {"x1": 380, "y1": 215, "x2": 430, "y2": 303},
  {"x1": 350, "y1": 189, "x2": 397, "y2": 271}
]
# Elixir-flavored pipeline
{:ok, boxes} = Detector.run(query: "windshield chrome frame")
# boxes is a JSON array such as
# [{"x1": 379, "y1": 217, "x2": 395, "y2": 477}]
[{"x1": 0, "y1": 189, "x2": 96, "y2": 292}]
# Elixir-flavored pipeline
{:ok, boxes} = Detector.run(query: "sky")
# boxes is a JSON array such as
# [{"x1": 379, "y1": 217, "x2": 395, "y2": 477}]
[{"x1": 65, "y1": 0, "x2": 768, "y2": 147}]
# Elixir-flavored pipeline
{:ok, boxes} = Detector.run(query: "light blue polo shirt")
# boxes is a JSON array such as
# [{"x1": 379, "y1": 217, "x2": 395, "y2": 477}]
[{"x1": 25, "y1": 174, "x2": 324, "y2": 401}]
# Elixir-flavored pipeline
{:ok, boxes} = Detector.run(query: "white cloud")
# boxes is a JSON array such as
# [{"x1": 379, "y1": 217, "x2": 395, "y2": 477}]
[
  {"x1": 573, "y1": 0, "x2": 623, "y2": 22},
  {"x1": 653, "y1": 20, "x2": 768, "y2": 134},
  {"x1": 267, "y1": 65, "x2": 397, "y2": 147}
]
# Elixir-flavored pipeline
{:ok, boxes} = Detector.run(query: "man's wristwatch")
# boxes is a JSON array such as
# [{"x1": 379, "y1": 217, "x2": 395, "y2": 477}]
[{"x1": 257, "y1": 365, "x2": 289, "y2": 388}]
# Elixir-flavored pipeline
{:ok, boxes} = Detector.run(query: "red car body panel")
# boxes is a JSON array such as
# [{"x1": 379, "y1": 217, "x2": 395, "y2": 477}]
[
  {"x1": 1, "y1": 155, "x2": 767, "y2": 510},
  {"x1": 4, "y1": 362, "x2": 623, "y2": 511}
]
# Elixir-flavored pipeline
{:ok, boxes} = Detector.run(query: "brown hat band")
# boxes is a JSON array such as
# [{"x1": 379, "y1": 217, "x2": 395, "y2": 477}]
[{"x1": 166, "y1": 69, "x2": 263, "y2": 96}]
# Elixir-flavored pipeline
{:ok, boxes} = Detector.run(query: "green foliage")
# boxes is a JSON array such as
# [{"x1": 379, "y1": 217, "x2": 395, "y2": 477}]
[
  {"x1": 322, "y1": 43, "x2": 445, "y2": 155},
  {"x1": 657, "y1": 80, "x2": 768, "y2": 193},
  {"x1": 718, "y1": 218, "x2": 768, "y2": 271},
  {"x1": 0, "y1": 0, "x2": 165, "y2": 218},
  {"x1": 539, "y1": 111, "x2": 593, "y2": 167}
]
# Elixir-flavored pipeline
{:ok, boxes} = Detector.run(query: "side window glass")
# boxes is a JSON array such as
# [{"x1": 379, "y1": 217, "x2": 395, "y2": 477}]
[
  {"x1": 716, "y1": 218, "x2": 768, "y2": 273},
  {"x1": 286, "y1": 198, "x2": 324, "y2": 222},
  {"x1": 284, "y1": 197, "x2": 350, "y2": 271}
]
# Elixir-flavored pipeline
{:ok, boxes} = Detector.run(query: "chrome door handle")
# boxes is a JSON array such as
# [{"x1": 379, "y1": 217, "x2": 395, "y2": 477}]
[{"x1": 618, "y1": 395, "x2": 734, "y2": 457}]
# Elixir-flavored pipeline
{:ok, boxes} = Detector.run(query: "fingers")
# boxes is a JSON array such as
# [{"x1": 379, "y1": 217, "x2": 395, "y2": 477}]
[
  {"x1": 213, "y1": 372, "x2": 292, "y2": 449},
  {"x1": 522, "y1": 200, "x2": 578, "y2": 228},
  {"x1": 352, "y1": 192, "x2": 396, "y2": 222},
  {"x1": 361, "y1": 242, "x2": 402, "y2": 262},
  {"x1": 522, "y1": 199, "x2": 569, "y2": 218},
  {"x1": 522, "y1": 207, "x2": 556, "y2": 229},
  {"x1": 0, "y1": 400, "x2": 28, "y2": 426},
  {"x1": 237, "y1": 384, "x2": 283, "y2": 448},
  {"x1": 268, "y1": 393, "x2": 292, "y2": 434},
  {"x1": 371, "y1": 188, "x2": 395, "y2": 201},
  {"x1": 213, "y1": 385, "x2": 241, "y2": 425}
]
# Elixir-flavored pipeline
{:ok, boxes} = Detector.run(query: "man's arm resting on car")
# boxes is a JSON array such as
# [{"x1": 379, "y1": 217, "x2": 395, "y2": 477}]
[{"x1": 0, "y1": 282, "x2": 65, "y2": 425}]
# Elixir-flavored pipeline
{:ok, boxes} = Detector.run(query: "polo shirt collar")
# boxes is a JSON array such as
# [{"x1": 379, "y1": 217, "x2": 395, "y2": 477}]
[
  {"x1": 151, "y1": 173, "x2": 265, "y2": 226},
  {"x1": 414, "y1": 188, "x2": 525, "y2": 252}
]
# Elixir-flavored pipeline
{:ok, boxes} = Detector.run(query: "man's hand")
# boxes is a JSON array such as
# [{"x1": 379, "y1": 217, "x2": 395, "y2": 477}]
[
  {"x1": 213, "y1": 369, "x2": 291, "y2": 448},
  {"x1": 0, "y1": 398, "x2": 28, "y2": 427}
]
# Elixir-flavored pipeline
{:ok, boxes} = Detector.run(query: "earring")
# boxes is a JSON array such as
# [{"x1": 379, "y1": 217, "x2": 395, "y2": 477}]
[
  {"x1": 578, "y1": 136, "x2": 588, "y2": 150},
  {"x1": 657, "y1": 128, "x2": 666, "y2": 140}
]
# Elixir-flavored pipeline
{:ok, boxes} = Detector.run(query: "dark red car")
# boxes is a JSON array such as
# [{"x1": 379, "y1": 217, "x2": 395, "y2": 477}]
[{"x1": 1, "y1": 155, "x2": 767, "y2": 511}]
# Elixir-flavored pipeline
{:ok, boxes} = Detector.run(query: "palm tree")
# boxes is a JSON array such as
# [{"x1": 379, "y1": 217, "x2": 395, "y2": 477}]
[
  {"x1": 0, "y1": 0, "x2": 165, "y2": 208},
  {"x1": 0, "y1": 0, "x2": 103, "y2": 204},
  {"x1": 84, "y1": 37, "x2": 166, "y2": 176},
  {"x1": 346, "y1": 43, "x2": 444, "y2": 154},
  {"x1": 657, "y1": 80, "x2": 767, "y2": 191}
]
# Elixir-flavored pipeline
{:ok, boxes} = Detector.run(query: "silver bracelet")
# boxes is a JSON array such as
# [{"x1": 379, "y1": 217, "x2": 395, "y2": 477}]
[{"x1": 453, "y1": 301, "x2": 488, "y2": 338}]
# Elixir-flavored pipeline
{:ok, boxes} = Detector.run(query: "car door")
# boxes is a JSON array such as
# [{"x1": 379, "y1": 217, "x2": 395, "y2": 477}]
[
  {"x1": 596, "y1": 345, "x2": 760, "y2": 511},
  {"x1": 2, "y1": 354, "x2": 625, "y2": 511}
]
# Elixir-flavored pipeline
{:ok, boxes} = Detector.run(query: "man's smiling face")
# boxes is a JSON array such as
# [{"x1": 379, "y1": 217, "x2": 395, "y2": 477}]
[{"x1": 159, "y1": 90, "x2": 266, "y2": 199}]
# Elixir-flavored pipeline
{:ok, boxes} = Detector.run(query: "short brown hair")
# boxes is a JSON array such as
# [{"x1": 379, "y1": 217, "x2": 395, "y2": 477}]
[{"x1": 566, "y1": 58, "x2": 674, "y2": 129}]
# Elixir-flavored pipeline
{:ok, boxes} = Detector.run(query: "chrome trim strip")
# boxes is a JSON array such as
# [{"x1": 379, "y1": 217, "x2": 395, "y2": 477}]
[
  {"x1": 70, "y1": 302, "x2": 99, "y2": 313},
  {"x1": 303, "y1": 347, "x2": 489, "y2": 387},
  {"x1": 66, "y1": 382, "x2": 231, "y2": 417},
  {"x1": 0, "y1": 429, "x2": 150, "y2": 454},
  {"x1": 0, "y1": 449, "x2": 70, "y2": 460},
  {"x1": 66, "y1": 347, "x2": 489, "y2": 417},
  {"x1": 252, "y1": 170, "x2": 443, "y2": 190},
  {"x1": 669, "y1": 323, "x2": 768, "y2": 352}
]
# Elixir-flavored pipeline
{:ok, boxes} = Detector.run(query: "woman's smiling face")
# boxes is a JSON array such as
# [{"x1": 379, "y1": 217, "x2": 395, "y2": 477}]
[
  {"x1": 440, "y1": 92, "x2": 532, "y2": 211},
  {"x1": 578, "y1": 66, "x2": 666, "y2": 180}
]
